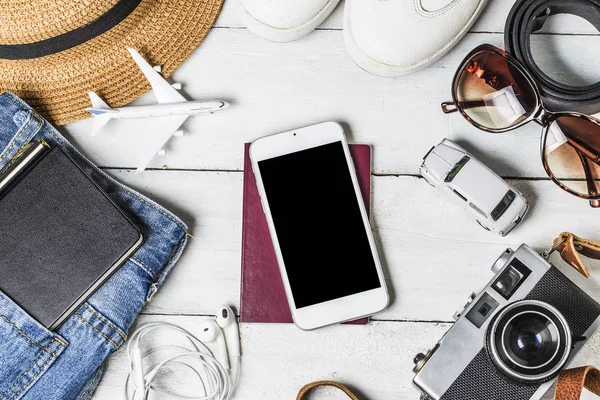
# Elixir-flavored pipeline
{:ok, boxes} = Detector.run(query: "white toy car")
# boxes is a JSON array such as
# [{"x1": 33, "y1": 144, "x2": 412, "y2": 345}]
[{"x1": 419, "y1": 139, "x2": 528, "y2": 236}]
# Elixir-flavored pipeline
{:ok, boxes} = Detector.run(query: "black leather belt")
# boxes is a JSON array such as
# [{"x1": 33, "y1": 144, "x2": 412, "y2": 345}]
[{"x1": 505, "y1": 0, "x2": 600, "y2": 114}]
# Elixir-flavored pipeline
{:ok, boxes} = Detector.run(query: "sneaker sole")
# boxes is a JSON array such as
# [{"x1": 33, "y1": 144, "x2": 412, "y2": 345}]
[
  {"x1": 343, "y1": 0, "x2": 488, "y2": 77},
  {"x1": 240, "y1": 0, "x2": 341, "y2": 42}
]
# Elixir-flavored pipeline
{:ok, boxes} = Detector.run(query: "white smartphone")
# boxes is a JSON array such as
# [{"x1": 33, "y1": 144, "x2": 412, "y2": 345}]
[{"x1": 250, "y1": 121, "x2": 389, "y2": 330}]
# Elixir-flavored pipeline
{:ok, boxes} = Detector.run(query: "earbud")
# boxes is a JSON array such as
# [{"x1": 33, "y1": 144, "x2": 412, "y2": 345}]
[
  {"x1": 215, "y1": 305, "x2": 241, "y2": 366},
  {"x1": 197, "y1": 319, "x2": 230, "y2": 370}
]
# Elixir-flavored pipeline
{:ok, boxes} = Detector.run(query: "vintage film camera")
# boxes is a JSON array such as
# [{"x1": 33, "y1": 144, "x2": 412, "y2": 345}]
[{"x1": 413, "y1": 244, "x2": 600, "y2": 400}]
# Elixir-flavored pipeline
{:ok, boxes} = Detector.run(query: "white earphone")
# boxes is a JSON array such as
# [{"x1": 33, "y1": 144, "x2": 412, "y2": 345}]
[
  {"x1": 125, "y1": 305, "x2": 241, "y2": 400},
  {"x1": 198, "y1": 318, "x2": 230, "y2": 370},
  {"x1": 216, "y1": 305, "x2": 241, "y2": 363}
]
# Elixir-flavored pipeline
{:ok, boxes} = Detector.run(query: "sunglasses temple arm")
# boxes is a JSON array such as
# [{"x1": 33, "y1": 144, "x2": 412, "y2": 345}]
[
  {"x1": 441, "y1": 100, "x2": 487, "y2": 114},
  {"x1": 575, "y1": 151, "x2": 600, "y2": 208},
  {"x1": 441, "y1": 102, "x2": 458, "y2": 114}
]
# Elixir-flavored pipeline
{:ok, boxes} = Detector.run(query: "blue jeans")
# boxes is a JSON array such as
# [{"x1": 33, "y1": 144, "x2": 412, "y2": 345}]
[{"x1": 0, "y1": 92, "x2": 188, "y2": 400}]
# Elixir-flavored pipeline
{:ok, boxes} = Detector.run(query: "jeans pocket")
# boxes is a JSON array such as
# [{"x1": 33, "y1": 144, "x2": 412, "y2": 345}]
[{"x1": 0, "y1": 290, "x2": 67, "y2": 400}]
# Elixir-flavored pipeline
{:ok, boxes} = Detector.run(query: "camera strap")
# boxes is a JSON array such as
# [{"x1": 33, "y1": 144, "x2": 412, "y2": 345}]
[
  {"x1": 296, "y1": 381, "x2": 359, "y2": 400},
  {"x1": 548, "y1": 232, "x2": 600, "y2": 278},
  {"x1": 556, "y1": 366, "x2": 600, "y2": 400},
  {"x1": 505, "y1": 0, "x2": 600, "y2": 114}
]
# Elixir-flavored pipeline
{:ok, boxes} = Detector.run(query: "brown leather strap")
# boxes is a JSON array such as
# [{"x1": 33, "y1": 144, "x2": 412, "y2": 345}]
[
  {"x1": 553, "y1": 232, "x2": 600, "y2": 278},
  {"x1": 296, "y1": 381, "x2": 360, "y2": 400},
  {"x1": 555, "y1": 366, "x2": 600, "y2": 400}
]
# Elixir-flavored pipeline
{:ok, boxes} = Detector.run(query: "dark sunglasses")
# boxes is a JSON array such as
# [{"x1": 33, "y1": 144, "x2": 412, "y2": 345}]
[{"x1": 442, "y1": 44, "x2": 600, "y2": 208}]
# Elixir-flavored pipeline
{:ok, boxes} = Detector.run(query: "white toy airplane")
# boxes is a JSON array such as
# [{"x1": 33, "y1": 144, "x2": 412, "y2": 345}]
[{"x1": 86, "y1": 47, "x2": 229, "y2": 172}]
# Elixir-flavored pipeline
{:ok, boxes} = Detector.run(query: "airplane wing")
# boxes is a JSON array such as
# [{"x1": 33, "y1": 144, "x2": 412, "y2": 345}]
[
  {"x1": 127, "y1": 48, "x2": 187, "y2": 104},
  {"x1": 135, "y1": 115, "x2": 188, "y2": 172}
]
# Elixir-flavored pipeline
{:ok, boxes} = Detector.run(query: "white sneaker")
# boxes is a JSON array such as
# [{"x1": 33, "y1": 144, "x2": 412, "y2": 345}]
[
  {"x1": 344, "y1": 0, "x2": 488, "y2": 77},
  {"x1": 239, "y1": 0, "x2": 341, "y2": 42}
]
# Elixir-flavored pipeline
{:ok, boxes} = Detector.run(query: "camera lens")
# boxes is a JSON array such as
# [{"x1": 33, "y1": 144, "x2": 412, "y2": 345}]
[
  {"x1": 488, "y1": 300, "x2": 571, "y2": 382},
  {"x1": 504, "y1": 313, "x2": 559, "y2": 367}
]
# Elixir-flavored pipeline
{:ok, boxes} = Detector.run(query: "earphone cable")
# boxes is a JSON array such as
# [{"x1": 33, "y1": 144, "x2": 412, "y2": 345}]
[{"x1": 124, "y1": 322, "x2": 237, "y2": 400}]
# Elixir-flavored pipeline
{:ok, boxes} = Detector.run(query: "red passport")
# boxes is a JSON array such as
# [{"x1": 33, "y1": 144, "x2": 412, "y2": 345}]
[{"x1": 240, "y1": 143, "x2": 371, "y2": 325}]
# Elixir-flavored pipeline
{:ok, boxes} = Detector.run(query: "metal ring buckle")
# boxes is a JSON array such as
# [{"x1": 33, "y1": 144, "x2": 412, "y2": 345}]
[{"x1": 541, "y1": 237, "x2": 567, "y2": 259}]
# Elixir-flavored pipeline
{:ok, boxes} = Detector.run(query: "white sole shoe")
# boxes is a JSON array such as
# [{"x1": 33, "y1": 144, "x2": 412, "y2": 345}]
[
  {"x1": 240, "y1": 0, "x2": 341, "y2": 42},
  {"x1": 344, "y1": 0, "x2": 488, "y2": 77}
]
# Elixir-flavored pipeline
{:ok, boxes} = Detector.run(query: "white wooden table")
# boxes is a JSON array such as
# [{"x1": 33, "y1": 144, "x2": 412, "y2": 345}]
[{"x1": 59, "y1": 1, "x2": 600, "y2": 398}]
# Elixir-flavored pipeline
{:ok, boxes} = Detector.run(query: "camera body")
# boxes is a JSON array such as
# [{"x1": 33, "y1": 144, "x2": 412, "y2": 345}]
[{"x1": 413, "y1": 244, "x2": 600, "y2": 400}]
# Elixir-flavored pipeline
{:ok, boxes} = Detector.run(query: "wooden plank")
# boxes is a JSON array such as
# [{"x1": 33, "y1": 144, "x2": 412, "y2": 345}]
[
  {"x1": 61, "y1": 30, "x2": 600, "y2": 175},
  {"x1": 91, "y1": 316, "x2": 600, "y2": 399},
  {"x1": 215, "y1": 0, "x2": 600, "y2": 35},
  {"x1": 108, "y1": 170, "x2": 600, "y2": 323}
]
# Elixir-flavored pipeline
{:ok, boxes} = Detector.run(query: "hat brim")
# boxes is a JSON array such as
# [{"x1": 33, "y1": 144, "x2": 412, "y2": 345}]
[{"x1": 0, "y1": 0, "x2": 224, "y2": 125}]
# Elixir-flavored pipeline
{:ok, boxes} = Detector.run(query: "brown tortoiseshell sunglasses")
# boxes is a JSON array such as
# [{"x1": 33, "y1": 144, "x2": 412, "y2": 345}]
[{"x1": 442, "y1": 44, "x2": 600, "y2": 208}]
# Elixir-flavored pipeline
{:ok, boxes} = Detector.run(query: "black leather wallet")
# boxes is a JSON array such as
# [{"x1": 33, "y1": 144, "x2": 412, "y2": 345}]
[{"x1": 0, "y1": 141, "x2": 143, "y2": 330}]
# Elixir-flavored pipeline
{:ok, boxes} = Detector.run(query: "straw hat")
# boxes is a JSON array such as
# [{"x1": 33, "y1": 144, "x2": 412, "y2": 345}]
[{"x1": 0, "y1": 0, "x2": 224, "y2": 125}]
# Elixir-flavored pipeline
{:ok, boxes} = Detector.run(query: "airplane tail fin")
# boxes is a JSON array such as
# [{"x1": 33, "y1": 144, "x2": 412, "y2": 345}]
[
  {"x1": 88, "y1": 91, "x2": 110, "y2": 109},
  {"x1": 86, "y1": 92, "x2": 114, "y2": 135}
]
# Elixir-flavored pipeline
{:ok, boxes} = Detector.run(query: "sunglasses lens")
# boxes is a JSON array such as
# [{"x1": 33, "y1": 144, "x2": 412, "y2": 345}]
[
  {"x1": 455, "y1": 51, "x2": 538, "y2": 130},
  {"x1": 545, "y1": 115, "x2": 600, "y2": 198}
]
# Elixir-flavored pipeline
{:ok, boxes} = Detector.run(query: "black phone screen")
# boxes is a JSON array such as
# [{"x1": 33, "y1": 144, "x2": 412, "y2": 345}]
[{"x1": 257, "y1": 141, "x2": 381, "y2": 309}]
